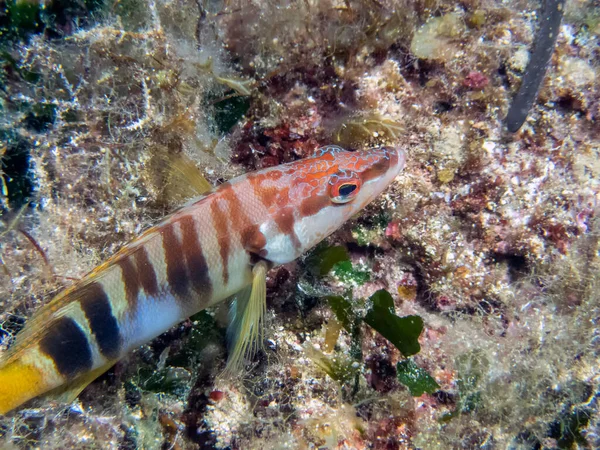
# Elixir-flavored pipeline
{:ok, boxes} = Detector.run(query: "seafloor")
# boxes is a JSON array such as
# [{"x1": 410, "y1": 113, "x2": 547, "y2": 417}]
[{"x1": 0, "y1": 0, "x2": 598, "y2": 448}]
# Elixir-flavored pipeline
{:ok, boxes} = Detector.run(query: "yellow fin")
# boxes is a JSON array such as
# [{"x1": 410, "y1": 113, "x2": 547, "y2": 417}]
[
  {"x1": 45, "y1": 361, "x2": 114, "y2": 406},
  {"x1": 167, "y1": 153, "x2": 213, "y2": 197},
  {"x1": 224, "y1": 261, "x2": 268, "y2": 374},
  {"x1": 147, "y1": 150, "x2": 214, "y2": 206},
  {"x1": 0, "y1": 359, "x2": 47, "y2": 415}
]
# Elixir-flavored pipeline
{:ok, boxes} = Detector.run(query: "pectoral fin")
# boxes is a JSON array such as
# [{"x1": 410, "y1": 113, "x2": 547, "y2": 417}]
[{"x1": 225, "y1": 261, "x2": 268, "y2": 374}]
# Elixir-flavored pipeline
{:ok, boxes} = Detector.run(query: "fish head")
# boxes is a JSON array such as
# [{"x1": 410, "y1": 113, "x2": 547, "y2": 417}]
[{"x1": 258, "y1": 145, "x2": 406, "y2": 264}]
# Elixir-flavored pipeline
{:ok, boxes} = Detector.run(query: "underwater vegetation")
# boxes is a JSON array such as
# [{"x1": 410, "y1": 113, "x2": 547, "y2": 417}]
[{"x1": 0, "y1": 0, "x2": 599, "y2": 448}]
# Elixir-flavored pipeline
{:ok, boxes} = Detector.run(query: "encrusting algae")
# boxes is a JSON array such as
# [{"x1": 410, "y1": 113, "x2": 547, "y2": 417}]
[{"x1": 1, "y1": 0, "x2": 599, "y2": 448}]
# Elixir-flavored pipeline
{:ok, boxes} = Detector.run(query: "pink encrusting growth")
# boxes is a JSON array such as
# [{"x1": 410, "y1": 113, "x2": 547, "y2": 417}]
[{"x1": 0, "y1": 145, "x2": 405, "y2": 415}]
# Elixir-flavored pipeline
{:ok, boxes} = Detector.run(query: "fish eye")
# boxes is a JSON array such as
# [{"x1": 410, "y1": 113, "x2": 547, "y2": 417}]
[
  {"x1": 328, "y1": 174, "x2": 362, "y2": 204},
  {"x1": 338, "y1": 183, "x2": 357, "y2": 196}
]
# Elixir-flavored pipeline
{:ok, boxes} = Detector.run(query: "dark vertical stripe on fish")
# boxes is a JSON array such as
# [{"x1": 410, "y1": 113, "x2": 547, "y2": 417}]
[
  {"x1": 220, "y1": 184, "x2": 268, "y2": 256},
  {"x1": 241, "y1": 224, "x2": 268, "y2": 257},
  {"x1": 273, "y1": 207, "x2": 301, "y2": 250},
  {"x1": 134, "y1": 247, "x2": 159, "y2": 297},
  {"x1": 210, "y1": 200, "x2": 231, "y2": 285},
  {"x1": 247, "y1": 173, "x2": 278, "y2": 208},
  {"x1": 39, "y1": 317, "x2": 93, "y2": 379},
  {"x1": 179, "y1": 215, "x2": 213, "y2": 298},
  {"x1": 245, "y1": 174, "x2": 299, "y2": 249},
  {"x1": 161, "y1": 223, "x2": 189, "y2": 297},
  {"x1": 79, "y1": 282, "x2": 123, "y2": 360},
  {"x1": 298, "y1": 194, "x2": 330, "y2": 218},
  {"x1": 117, "y1": 257, "x2": 140, "y2": 310}
]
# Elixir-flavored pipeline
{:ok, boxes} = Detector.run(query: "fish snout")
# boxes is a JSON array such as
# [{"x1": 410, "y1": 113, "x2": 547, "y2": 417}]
[{"x1": 382, "y1": 146, "x2": 406, "y2": 179}]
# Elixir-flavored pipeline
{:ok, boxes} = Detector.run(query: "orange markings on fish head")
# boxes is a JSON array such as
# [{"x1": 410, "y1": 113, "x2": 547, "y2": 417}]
[{"x1": 255, "y1": 145, "x2": 406, "y2": 265}]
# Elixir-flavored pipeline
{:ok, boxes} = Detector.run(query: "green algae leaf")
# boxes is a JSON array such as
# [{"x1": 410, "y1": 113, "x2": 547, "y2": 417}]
[
  {"x1": 306, "y1": 244, "x2": 350, "y2": 276},
  {"x1": 331, "y1": 260, "x2": 370, "y2": 285},
  {"x1": 396, "y1": 359, "x2": 440, "y2": 396},
  {"x1": 213, "y1": 95, "x2": 250, "y2": 134},
  {"x1": 327, "y1": 295, "x2": 355, "y2": 333},
  {"x1": 186, "y1": 310, "x2": 224, "y2": 352},
  {"x1": 364, "y1": 289, "x2": 422, "y2": 357},
  {"x1": 326, "y1": 293, "x2": 363, "y2": 363}
]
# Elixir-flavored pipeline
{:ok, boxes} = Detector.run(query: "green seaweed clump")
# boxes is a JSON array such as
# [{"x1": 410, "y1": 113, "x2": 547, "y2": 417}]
[
  {"x1": 136, "y1": 366, "x2": 192, "y2": 396},
  {"x1": 211, "y1": 95, "x2": 251, "y2": 135},
  {"x1": 324, "y1": 289, "x2": 436, "y2": 397},
  {"x1": 331, "y1": 260, "x2": 371, "y2": 286},
  {"x1": 364, "y1": 289, "x2": 422, "y2": 357},
  {"x1": 327, "y1": 295, "x2": 355, "y2": 334},
  {"x1": 306, "y1": 244, "x2": 350, "y2": 276},
  {"x1": 130, "y1": 311, "x2": 223, "y2": 398},
  {"x1": 305, "y1": 244, "x2": 370, "y2": 285},
  {"x1": 396, "y1": 359, "x2": 440, "y2": 397}
]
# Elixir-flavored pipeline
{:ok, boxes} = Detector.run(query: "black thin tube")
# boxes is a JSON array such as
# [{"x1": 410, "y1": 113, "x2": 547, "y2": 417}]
[{"x1": 505, "y1": 0, "x2": 565, "y2": 133}]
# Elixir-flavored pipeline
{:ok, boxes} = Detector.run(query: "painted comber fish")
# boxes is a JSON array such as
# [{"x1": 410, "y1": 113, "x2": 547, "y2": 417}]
[{"x1": 0, "y1": 145, "x2": 405, "y2": 415}]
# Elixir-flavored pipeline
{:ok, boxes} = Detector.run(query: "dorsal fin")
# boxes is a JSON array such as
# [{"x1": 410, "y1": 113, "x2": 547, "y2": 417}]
[
  {"x1": 167, "y1": 153, "x2": 213, "y2": 197},
  {"x1": 147, "y1": 149, "x2": 214, "y2": 206}
]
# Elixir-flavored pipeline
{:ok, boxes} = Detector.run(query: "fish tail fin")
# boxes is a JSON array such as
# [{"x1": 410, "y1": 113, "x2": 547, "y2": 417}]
[
  {"x1": 0, "y1": 280, "x2": 104, "y2": 415},
  {"x1": 0, "y1": 357, "x2": 52, "y2": 415}
]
